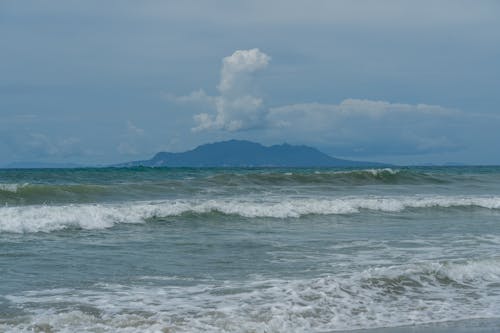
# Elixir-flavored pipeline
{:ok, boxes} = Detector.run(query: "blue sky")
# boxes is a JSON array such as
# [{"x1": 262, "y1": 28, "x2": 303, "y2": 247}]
[{"x1": 1, "y1": 0, "x2": 499, "y2": 165}]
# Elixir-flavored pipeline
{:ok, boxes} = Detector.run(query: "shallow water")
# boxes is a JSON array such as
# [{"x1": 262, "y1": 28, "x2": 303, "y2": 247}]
[{"x1": 1, "y1": 167, "x2": 500, "y2": 332}]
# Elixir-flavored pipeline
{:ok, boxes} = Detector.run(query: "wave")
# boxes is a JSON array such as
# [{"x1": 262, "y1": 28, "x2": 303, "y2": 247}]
[
  {"x1": 0, "y1": 182, "x2": 191, "y2": 206},
  {"x1": 0, "y1": 183, "x2": 110, "y2": 204},
  {"x1": 2, "y1": 195, "x2": 500, "y2": 233},
  {"x1": 4, "y1": 258, "x2": 500, "y2": 332},
  {"x1": 0, "y1": 168, "x2": 454, "y2": 205},
  {"x1": 206, "y1": 168, "x2": 450, "y2": 186}
]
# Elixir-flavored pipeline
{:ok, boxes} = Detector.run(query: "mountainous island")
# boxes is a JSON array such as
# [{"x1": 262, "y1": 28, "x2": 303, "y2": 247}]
[{"x1": 116, "y1": 140, "x2": 384, "y2": 167}]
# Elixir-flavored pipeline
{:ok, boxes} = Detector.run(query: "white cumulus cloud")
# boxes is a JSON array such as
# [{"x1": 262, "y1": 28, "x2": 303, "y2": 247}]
[
  {"x1": 217, "y1": 48, "x2": 270, "y2": 94},
  {"x1": 168, "y1": 48, "x2": 270, "y2": 132}
]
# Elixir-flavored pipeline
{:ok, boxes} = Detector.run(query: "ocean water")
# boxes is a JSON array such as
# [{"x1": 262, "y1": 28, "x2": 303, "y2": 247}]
[{"x1": 1, "y1": 166, "x2": 500, "y2": 332}]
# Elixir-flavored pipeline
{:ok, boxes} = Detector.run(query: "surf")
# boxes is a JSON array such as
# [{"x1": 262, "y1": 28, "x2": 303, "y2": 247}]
[{"x1": 2, "y1": 195, "x2": 500, "y2": 233}]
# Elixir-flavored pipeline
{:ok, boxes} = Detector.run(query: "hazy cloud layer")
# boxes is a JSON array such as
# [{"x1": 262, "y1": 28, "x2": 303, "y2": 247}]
[{"x1": 267, "y1": 100, "x2": 465, "y2": 156}]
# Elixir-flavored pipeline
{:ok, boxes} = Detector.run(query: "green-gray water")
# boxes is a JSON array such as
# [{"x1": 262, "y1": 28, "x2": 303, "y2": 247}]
[{"x1": 1, "y1": 167, "x2": 500, "y2": 332}]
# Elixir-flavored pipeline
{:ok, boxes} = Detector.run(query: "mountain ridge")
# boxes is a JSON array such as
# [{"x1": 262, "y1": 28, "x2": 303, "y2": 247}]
[{"x1": 115, "y1": 140, "x2": 386, "y2": 167}]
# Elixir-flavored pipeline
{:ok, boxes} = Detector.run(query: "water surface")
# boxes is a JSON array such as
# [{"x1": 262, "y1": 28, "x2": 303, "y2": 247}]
[{"x1": 1, "y1": 167, "x2": 500, "y2": 332}]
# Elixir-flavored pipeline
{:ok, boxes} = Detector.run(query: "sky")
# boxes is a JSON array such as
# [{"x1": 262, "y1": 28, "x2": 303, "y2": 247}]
[{"x1": 1, "y1": 0, "x2": 500, "y2": 165}]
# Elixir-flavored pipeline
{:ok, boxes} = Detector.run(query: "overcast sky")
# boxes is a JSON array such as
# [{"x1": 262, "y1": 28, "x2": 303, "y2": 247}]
[{"x1": 1, "y1": 0, "x2": 499, "y2": 165}]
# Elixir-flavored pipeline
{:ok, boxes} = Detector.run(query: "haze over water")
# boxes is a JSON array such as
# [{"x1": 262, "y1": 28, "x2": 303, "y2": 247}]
[{"x1": 1, "y1": 166, "x2": 500, "y2": 332}]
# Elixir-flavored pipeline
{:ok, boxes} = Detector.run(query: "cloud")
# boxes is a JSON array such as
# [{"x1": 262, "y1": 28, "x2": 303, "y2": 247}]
[
  {"x1": 217, "y1": 48, "x2": 270, "y2": 93},
  {"x1": 266, "y1": 99, "x2": 464, "y2": 156},
  {"x1": 169, "y1": 48, "x2": 270, "y2": 132},
  {"x1": 267, "y1": 99, "x2": 458, "y2": 125},
  {"x1": 193, "y1": 95, "x2": 265, "y2": 132},
  {"x1": 165, "y1": 49, "x2": 496, "y2": 159},
  {"x1": 169, "y1": 49, "x2": 460, "y2": 149}
]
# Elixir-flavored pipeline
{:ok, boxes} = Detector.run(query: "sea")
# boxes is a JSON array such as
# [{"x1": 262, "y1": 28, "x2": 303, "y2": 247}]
[{"x1": 1, "y1": 166, "x2": 500, "y2": 333}]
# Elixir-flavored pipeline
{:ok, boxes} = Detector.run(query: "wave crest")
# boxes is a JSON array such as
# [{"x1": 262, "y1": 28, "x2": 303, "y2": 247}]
[{"x1": 2, "y1": 195, "x2": 500, "y2": 233}]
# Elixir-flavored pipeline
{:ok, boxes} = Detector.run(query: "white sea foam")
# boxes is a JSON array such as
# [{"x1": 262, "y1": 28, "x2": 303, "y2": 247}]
[
  {"x1": 0, "y1": 183, "x2": 28, "y2": 193},
  {"x1": 3, "y1": 258, "x2": 500, "y2": 333},
  {"x1": 371, "y1": 167, "x2": 399, "y2": 175},
  {"x1": 332, "y1": 168, "x2": 400, "y2": 175},
  {"x1": 2, "y1": 195, "x2": 500, "y2": 233}
]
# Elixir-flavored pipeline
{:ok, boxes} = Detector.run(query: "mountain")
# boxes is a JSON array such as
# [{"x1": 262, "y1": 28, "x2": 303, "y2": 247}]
[{"x1": 115, "y1": 140, "x2": 385, "y2": 167}]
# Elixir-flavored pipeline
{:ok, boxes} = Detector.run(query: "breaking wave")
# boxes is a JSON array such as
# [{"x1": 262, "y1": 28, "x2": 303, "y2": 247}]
[
  {"x1": 3, "y1": 258, "x2": 500, "y2": 332},
  {"x1": 2, "y1": 195, "x2": 500, "y2": 233}
]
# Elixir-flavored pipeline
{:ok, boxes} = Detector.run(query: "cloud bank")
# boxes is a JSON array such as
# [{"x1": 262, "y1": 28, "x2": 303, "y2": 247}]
[
  {"x1": 266, "y1": 99, "x2": 463, "y2": 155},
  {"x1": 167, "y1": 49, "x2": 490, "y2": 158}
]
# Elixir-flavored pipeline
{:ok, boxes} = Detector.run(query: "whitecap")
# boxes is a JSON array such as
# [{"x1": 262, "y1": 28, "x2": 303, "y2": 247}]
[
  {"x1": 4, "y1": 258, "x2": 500, "y2": 332},
  {"x1": 2, "y1": 195, "x2": 500, "y2": 233}
]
